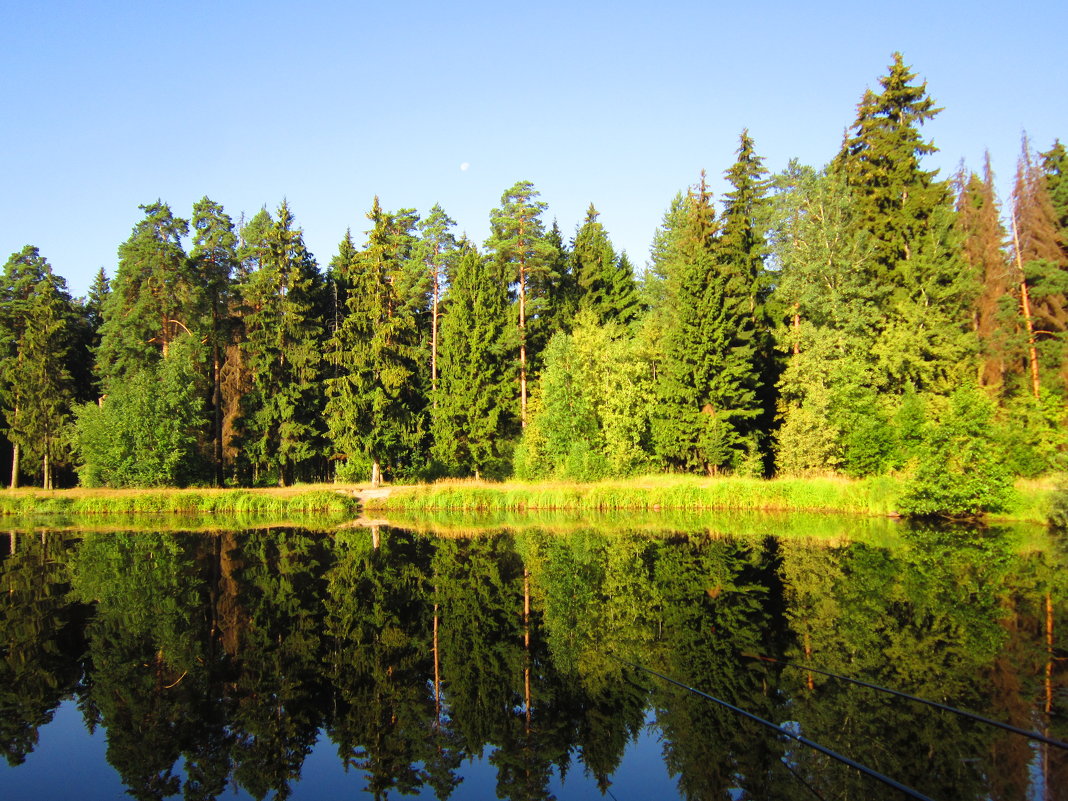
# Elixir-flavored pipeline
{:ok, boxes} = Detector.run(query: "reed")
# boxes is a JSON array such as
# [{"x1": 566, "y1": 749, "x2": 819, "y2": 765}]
[
  {"x1": 0, "y1": 488, "x2": 359, "y2": 518},
  {"x1": 367, "y1": 475, "x2": 906, "y2": 516}
]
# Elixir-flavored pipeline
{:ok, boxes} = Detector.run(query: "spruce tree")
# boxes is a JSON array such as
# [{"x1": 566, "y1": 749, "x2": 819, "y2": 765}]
[
  {"x1": 430, "y1": 242, "x2": 514, "y2": 477},
  {"x1": 837, "y1": 54, "x2": 977, "y2": 392},
  {"x1": 718, "y1": 131, "x2": 774, "y2": 465},
  {"x1": 954, "y1": 157, "x2": 1012, "y2": 389},
  {"x1": 0, "y1": 247, "x2": 75, "y2": 489},
  {"x1": 190, "y1": 196, "x2": 238, "y2": 485},
  {"x1": 1041, "y1": 140, "x2": 1068, "y2": 240},
  {"x1": 571, "y1": 205, "x2": 639, "y2": 325},
  {"x1": 325, "y1": 198, "x2": 425, "y2": 486},
  {"x1": 834, "y1": 53, "x2": 945, "y2": 281},
  {"x1": 652, "y1": 173, "x2": 761, "y2": 474},
  {"x1": 485, "y1": 180, "x2": 557, "y2": 425},
  {"x1": 239, "y1": 200, "x2": 325, "y2": 485}
]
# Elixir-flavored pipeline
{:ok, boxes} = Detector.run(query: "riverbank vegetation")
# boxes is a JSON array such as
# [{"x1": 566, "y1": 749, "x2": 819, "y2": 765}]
[
  {"x1": 369, "y1": 475, "x2": 1058, "y2": 524},
  {"x1": 0, "y1": 487, "x2": 358, "y2": 518},
  {"x1": 1, "y1": 54, "x2": 1065, "y2": 519}
]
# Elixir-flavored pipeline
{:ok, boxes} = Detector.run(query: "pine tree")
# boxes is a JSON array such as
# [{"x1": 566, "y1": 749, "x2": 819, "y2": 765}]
[
  {"x1": 325, "y1": 198, "x2": 425, "y2": 486},
  {"x1": 0, "y1": 247, "x2": 75, "y2": 488},
  {"x1": 485, "y1": 181, "x2": 557, "y2": 425},
  {"x1": 96, "y1": 202, "x2": 194, "y2": 389},
  {"x1": 414, "y1": 204, "x2": 458, "y2": 399},
  {"x1": 430, "y1": 242, "x2": 514, "y2": 477},
  {"x1": 239, "y1": 200, "x2": 325, "y2": 485},
  {"x1": 652, "y1": 173, "x2": 761, "y2": 474}
]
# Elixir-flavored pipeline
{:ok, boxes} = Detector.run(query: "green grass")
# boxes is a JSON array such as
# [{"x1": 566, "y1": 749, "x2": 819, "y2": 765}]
[
  {"x1": 368, "y1": 473, "x2": 1056, "y2": 524},
  {"x1": 0, "y1": 488, "x2": 359, "y2": 519},
  {"x1": 367, "y1": 475, "x2": 905, "y2": 516}
]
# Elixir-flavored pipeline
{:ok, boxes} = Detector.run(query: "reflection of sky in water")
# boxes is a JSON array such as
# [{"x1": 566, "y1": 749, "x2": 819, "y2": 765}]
[{"x1": 0, "y1": 701, "x2": 679, "y2": 801}]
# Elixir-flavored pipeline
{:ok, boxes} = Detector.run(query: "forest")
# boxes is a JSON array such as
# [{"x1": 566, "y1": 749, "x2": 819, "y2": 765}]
[{"x1": 2, "y1": 54, "x2": 1065, "y2": 515}]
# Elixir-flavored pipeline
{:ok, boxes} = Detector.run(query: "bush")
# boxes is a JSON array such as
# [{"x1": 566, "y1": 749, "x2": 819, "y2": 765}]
[
  {"x1": 899, "y1": 387, "x2": 1014, "y2": 518},
  {"x1": 73, "y1": 347, "x2": 207, "y2": 487}
]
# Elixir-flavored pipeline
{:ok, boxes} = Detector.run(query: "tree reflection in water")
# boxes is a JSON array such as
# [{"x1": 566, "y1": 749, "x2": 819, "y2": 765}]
[{"x1": 0, "y1": 518, "x2": 1065, "y2": 800}]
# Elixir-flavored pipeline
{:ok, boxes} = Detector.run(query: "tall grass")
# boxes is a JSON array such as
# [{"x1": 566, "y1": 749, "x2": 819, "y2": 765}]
[
  {"x1": 0, "y1": 489, "x2": 359, "y2": 518},
  {"x1": 367, "y1": 475, "x2": 906, "y2": 516}
]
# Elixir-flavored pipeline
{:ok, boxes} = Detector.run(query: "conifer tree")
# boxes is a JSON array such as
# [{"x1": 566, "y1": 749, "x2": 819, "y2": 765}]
[
  {"x1": 0, "y1": 247, "x2": 75, "y2": 489},
  {"x1": 954, "y1": 157, "x2": 1012, "y2": 389},
  {"x1": 1041, "y1": 140, "x2": 1068, "y2": 240},
  {"x1": 430, "y1": 242, "x2": 514, "y2": 476},
  {"x1": 571, "y1": 205, "x2": 639, "y2": 325},
  {"x1": 652, "y1": 173, "x2": 762, "y2": 474},
  {"x1": 834, "y1": 53, "x2": 945, "y2": 281},
  {"x1": 190, "y1": 197, "x2": 238, "y2": 485},
  {"x1": 96, "y1": 202, "x2": 194, "y2": 389},
  {"x1": 718, "y1": 131, "x2": 775, "y2": 463},
  {"x1": 1012, "y1": 137, "x2": 1068, "y2": 396},
  {"x1": 325, "y1": 199, "x2": 425, "y2": 486},
  {"x1": 414, "y1": 204, "x2": 458, "y2": 398},
  {"x1": 485, "y1": 181, "x2": 557, "y2": 425},
  {"x1": 239, "y1": 200, "x2": 325, "y2": 485},
  {"x1": 836, "y1": 54, "x2": 977, "y2": 392}
]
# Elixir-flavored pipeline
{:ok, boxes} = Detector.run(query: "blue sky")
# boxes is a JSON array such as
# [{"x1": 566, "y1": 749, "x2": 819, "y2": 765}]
[{"x1": 2, "y1": 0, "x2": 1065, "y2": 297}]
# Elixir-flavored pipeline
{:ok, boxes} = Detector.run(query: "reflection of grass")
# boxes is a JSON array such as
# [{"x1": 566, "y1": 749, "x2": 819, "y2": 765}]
[
  {"x1": 369, "y1": 475, "x2": 904, "y2": 516},
  {"x1": 0, "y1": 487, "x2": 359, "y2": 518},
  {"x1": 382, "y1": 508, "x2": 909, "y2": 545}
]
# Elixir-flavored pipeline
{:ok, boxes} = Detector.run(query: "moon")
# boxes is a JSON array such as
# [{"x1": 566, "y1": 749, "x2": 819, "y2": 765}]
[{"x1": 460, "y1": 162, "x2": 470, "y2": 172}]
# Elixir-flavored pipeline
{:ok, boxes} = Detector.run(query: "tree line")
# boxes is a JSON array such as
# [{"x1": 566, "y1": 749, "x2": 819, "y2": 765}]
[{"x1": 3, "y1": 54, "x2": 1066, "y2": 506}]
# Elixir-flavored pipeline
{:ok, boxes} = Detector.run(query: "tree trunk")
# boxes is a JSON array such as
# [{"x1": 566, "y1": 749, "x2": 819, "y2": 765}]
[
  {"x1": 1011, "y1": 212, "x2": 1042, "y2": 398},
  {"x1": 523, "y1": 569, "x2": 532, "y2": 730},
  {"x1": 42, "y1": 451, "x2": 50, "y2": 491},
  {"x1": 9, "y1": 440, "x2": 18, "y2": 490},
  {"x1": 371, "y1": 458, "x2": 381, "y2": 489},
  {"x1": 431, "y1": 248, "x2": 440, "y2": 406},
  {"x1": 213, "y1": 333, "x2": 223, "y2": 487}
]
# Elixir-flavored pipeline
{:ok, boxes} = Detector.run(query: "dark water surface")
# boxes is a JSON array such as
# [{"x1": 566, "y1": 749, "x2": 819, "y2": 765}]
[{"x1": 1, "y1": 515, "x2": 1065, "y2": 800}]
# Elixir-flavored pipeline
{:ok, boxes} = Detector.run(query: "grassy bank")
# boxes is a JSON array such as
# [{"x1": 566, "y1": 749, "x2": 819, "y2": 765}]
[
  {"x1": 0, "y1": 486, "x2": 360, "y2": 518},
  {"x1": 366, "y1": 475, "x2": 905, "y2": 516},
  {"x1": 367, "y1": 474, "x2": 1058, "y2": 524}
]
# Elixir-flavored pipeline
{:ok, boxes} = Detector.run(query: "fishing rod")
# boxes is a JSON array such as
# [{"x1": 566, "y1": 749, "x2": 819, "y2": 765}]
[
  {"x1": 743, "y1": 653, "x2": 1068, "y2": 751},
  {"x1": 613, "y1": 656, "x2": 936, "y2": 801}
]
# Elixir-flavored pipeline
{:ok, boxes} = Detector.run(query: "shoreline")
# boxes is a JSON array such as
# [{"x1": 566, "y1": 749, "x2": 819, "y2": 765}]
[{"x1": 0, "y1": 475, "x2": 1056, "y2": 525}]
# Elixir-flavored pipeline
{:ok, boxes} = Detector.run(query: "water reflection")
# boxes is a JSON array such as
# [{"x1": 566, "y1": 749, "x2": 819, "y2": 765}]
[{"x1": 1, "y1": 519, "x2": 1066, "y2": 800}]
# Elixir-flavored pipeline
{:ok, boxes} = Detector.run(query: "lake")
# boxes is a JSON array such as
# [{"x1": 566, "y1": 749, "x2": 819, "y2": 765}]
[{"x1": 1, "y1": 513, "x2": 1065, "y2": 800}]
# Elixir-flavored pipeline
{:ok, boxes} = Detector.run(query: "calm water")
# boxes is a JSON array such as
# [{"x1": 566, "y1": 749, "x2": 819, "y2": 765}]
[{"x1": 0, "y1": 515, "x2": 1065, "y2": 801}]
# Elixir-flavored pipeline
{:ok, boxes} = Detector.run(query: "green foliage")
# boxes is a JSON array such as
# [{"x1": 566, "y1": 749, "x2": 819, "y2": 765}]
[
  {"x1": 0, "y1": 246, "x2": 77, "y2": 487},
  {"x1": 430, "y1": 243, "x2": 514, "y2": 478},
  {"x1": 96, "y1": 202, "x2": 195, "y2": 389},
  {"x1": 73, "y1": 337, "x2": 207, "y2": 487},
  {"x1": 652, "y1": 174, "x2": 762, "y2": 474},
  {"x1": 515, "y1": 311, "x2": 655, "y2": 480},
  {"x1": 570, "y1": 204, "x2": 638, "y2": 325},
  {"x1": 900, "y1": 387, "x2": 1015, "y2": 517},
  {"x1": 238, "y1": 201, "x2": 326, "y2": 485},
  {"x1": 325, "y1": 198, "x2": 426, "y2": 483}
]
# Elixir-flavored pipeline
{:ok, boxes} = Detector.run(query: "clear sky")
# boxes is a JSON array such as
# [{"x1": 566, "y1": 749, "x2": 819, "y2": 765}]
[{"x1": 2, "y1": 0, "x2": 1065, "y2": 297}]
